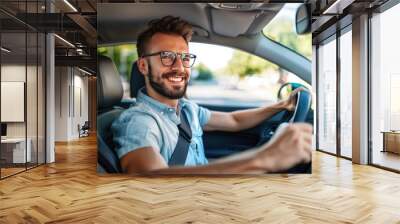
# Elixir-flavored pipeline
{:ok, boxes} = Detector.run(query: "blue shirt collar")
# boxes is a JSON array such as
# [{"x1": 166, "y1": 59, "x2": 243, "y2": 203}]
[{"x1": 136, "y1": 87, "x2": 188, "y2": 115}]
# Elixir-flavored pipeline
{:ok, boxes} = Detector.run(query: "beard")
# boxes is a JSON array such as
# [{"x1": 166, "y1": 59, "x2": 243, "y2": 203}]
[{"x1": 147, "y1": 63, "x2": 189, "y2": 99}]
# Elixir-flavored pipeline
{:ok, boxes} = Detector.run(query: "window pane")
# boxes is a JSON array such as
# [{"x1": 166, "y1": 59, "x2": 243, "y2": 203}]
[
  {"x1": 27, "y1": 31, "x2": 38, "y2": 169},
  {"x1": 340, "y1": 29, "x2": 352, "y2": 158},
  {"x1": 97, "y1": 45, "x2": 138, "y2": 99},
  {"x1": 317, "y1": 37, "x2": 337, "y2": 154},
  {"x1": 188, "y1": 42, "x2": 311, "y2": 107},
  {"x1": 371, "y1": 3, "x2": 400, "y2": 171},
  {"x1": 98, "y1": 43, "x2": 311, "y2": 107},
  {"x1": 263, "y1": 3, "x2": 312, "y2": 59},
  {"x1": 1, "y1": 31, "x2": 27, "y2": 177},
  {"x1": 38, "y1": 33, "x2": 46, "y2": 165},
  {"x1": 1, "y1": 1, "x2": 46, "y2": 178}
]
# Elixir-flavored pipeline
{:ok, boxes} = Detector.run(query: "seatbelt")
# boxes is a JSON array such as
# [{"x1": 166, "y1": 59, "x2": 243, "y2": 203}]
[
  {"x1": 97, "y1": 135, "x2": 122, "y2": 173},
  {"x1": 168, "y1": 110, "x2": 192, "y2": 166}
]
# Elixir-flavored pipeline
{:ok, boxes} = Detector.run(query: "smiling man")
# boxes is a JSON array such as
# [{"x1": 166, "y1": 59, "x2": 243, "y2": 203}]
[{"x1": 111, "y1": 16, "x2": 312, "y2": 174}]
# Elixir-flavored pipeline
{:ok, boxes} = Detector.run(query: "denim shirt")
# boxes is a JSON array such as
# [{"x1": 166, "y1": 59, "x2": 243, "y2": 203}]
[{"x1": 111, "y1": 88, "x2": 211, "y2": 166}]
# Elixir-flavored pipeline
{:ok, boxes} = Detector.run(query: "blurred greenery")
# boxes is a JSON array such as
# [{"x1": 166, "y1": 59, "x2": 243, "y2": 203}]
[
  {"x1": 224, "y1": 51, "x2": 278, "y2": 79},
  {"x1": 263, "y1": 19, "x2": 312, "y2": 60},
  {"x1": 97, "y1": 44, "x2": 138, "y2": 80},
  {"x1": 193, "y1": 63, "x2": 214, "y2": 80},
  {"x1": 222, "y1": 17, "x2": 311, "y2": 79}
]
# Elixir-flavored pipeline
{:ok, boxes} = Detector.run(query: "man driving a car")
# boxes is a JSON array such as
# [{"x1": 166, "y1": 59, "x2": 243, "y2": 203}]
[{"x1": 112, "y1": 16, "x2": 313, "y2": 174}]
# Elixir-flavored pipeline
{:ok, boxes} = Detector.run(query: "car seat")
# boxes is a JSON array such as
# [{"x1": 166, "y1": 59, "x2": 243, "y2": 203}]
[
  {"x1": 97, "y1": 55, "x2": 125, "y2": 173},
  {"x1": 130, "y1": 61, "x2": 146, "y2": 98}
]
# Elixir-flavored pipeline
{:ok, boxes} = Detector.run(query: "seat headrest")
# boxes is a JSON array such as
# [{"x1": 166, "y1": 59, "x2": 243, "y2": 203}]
[
  {"x1": 130, "y1": 61, "x2": 146, "y2": 98},
  {"x1": 97, "y1": 55, "x2": 123, "y2": 109}
]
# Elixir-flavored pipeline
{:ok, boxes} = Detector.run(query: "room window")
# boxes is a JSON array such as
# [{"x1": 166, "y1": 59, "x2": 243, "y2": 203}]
[
  {"x1": 317, "y1": 36, "x2": 337, "y2": 154},
  {"x1": 339, "y1": 28, "x2": 352, "y2": 158},
  {"x1": 370, "y1": 2, "x2": 400, "y2": 171},
  {"x1": 263, "y1": 3, "x2": 312, "y2": 59}
]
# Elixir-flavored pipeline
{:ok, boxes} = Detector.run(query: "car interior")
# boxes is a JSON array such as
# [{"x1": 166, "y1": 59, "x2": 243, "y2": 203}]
[{"x1": 96, "y1": 3, "x2": 313, "y2": 173}]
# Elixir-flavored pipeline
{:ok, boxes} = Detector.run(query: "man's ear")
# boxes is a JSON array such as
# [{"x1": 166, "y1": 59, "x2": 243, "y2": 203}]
[{"x1": 137, "y1": 58, "x2": 149, "y2": 76}]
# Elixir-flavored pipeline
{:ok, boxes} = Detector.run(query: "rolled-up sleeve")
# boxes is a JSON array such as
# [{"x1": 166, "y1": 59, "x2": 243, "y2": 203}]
[
  {"x1": 197, "y1": 105, "x2": 211, "y2": 127},
  {"x1": 111, "y1": 111, "x2": 162, "y2": 159}
]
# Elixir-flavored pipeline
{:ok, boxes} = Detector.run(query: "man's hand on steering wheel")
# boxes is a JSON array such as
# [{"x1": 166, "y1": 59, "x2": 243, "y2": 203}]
[
  {"x1": 280, "y1": 87, "x2": 307, "y2": 112},
  {"x1": 255, "y1": 123, "x2": 313, "y2": 173}
]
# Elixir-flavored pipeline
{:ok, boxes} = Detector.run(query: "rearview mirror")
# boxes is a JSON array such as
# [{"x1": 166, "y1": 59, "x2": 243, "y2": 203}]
[{"x1": 295, "y1": 4, "x2": 311, "y2": 35}]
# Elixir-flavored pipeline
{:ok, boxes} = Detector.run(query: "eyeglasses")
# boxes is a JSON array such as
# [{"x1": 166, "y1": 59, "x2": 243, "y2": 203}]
[{"x1": 141, "y1": 51, "x2": 197, "y2": 68}]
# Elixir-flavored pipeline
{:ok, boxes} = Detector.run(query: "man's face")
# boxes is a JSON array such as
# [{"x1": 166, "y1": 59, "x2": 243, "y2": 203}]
[{"x1": 143, "y1": 33, "x2": 191, "y2": 99}]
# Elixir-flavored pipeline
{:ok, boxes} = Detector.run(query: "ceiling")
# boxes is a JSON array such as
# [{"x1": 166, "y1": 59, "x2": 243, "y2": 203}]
[{"x1": 0, "y1": 0, "x2": 97, "y2": 72}]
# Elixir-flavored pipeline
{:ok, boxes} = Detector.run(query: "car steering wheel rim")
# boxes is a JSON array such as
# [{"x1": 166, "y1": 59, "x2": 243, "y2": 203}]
[
  {"x1": 258, "y1": 85, "x2": 312, "y2": 146},
  {"x1": 263, "y1": 89, "x2": 312, "y2": 173},
  {"x1": 277, "y1": 82, "x2": 311, "y2": 123},
  {"x1": 277, "y1": 82, "x2": 305, "y2": 101},
  {"x1": 284, "y1": 89, "x2": 312, "y2": 123},
  {"x1": 258, "y1": 84, "x2": 312, "y2": 173}
]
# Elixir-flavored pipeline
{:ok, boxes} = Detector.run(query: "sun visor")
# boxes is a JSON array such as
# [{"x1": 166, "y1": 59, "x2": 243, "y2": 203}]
[{"x1": 210, "y1": 9, "x2": 259, "y2": 37}]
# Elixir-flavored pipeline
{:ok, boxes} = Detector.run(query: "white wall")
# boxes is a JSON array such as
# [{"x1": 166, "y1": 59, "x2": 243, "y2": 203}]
[
  {"x1": 1, "y1": 65, "x2": 32, "y2": 138},
  {"x1": 1, "y1": 65, "x2": 26, "y2": 131},
  {"x1": 71, "y1": 72, "x2": 89, "y2": 138},
  {"x1": 54, "y1": 67, "x2": 89, "y2": 141},
  {"x1": 1, "y1": 63, "x2": 46, "y2": 164},
  {"x1": 1, "y1": 82, "x2": 25, "y2": 122},
  {"x1": 55, "y1": 66, "x2": 69, "y2": 141}
]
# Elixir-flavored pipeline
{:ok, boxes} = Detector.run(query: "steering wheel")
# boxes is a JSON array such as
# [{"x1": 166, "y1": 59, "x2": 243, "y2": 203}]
[
  {"x1": 281, "y1": 88, "x2": 312, "y2": 123},
  {"x1": 263, "y1": 83, "x2": 312, "y2": 173},
  {"x1": 276, "y1": 82, "x2": 311, "y2": 123},
  {"x1": 277, "y1": 82, "x2": 306, "y2": 101},
  {"x1": 258, "y1": 83, "x2": 312, "y2": 142}
]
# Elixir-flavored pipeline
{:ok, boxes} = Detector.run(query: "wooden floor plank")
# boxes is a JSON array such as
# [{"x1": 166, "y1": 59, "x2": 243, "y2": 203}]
[{"x1": 0, "y1": 135, "x2": 400, "y2": 223}]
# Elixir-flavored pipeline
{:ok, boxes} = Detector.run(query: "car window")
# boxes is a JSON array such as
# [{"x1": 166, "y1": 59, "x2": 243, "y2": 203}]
[
  {"x1": 98, "y1": 43, "x2": 311, "y2": 105},
  {"x1": 98, "y1": 44, "x2": 138, "y2": 99},
  {"x1": 188, "y1": 42, "x2": 311, "y2": 107},
  {"x1": 263, "y1": 3, "x2": 311, "y2": 59}
]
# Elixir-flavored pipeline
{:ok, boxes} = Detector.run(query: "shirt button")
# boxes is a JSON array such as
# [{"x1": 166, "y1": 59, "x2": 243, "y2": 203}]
[{"x1": 191, "y1": 142, "x2": 198, "y2": 152}]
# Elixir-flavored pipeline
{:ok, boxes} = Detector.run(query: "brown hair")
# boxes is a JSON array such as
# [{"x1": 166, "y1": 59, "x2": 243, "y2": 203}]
[{"x1": 136, "y1": 16, "x2": 193, "y2": 57}]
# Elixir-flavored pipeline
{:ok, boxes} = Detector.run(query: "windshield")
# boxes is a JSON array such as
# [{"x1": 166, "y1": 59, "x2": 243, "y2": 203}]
[{"x1": 263, "y1": 3, "x2": 311, "y2": 59}]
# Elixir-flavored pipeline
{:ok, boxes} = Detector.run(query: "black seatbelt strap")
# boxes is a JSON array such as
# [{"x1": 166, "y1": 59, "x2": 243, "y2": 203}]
[{"x1": 168, "y1": 110, "x2": 192, "y2": 166}]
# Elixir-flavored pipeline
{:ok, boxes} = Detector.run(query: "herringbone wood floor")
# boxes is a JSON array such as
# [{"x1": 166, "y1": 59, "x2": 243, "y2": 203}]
[{"x1": 1, "y1": 135, "x2": 400, "y2": 224}]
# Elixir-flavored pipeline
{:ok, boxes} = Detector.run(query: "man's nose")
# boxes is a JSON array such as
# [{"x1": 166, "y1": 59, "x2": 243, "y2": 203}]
[{"x1": 171, "y1": 55, "x2": 185, "y2": 72}]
